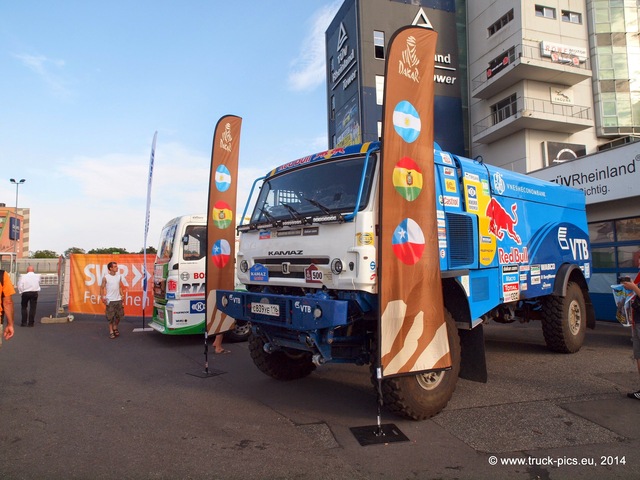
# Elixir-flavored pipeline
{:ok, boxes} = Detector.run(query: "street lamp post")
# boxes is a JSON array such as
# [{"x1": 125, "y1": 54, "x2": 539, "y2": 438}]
[{"x1": 9, "y1": 178, "x2": 26, "y2": 258}]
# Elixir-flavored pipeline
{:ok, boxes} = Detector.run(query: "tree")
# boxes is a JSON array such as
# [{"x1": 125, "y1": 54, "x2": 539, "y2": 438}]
[
  {"x1": 64, "y1": 247, "x2": 86, "y2": 258},
  {"x1": 138, "y1": 246, "x2": 157, "y2": 254},
  {"x1": 87, "y1": 247, "x2": 130, "y2": 255},
  {"x1": 32, "y1": 250, "x2": 59, "y2": 258}
]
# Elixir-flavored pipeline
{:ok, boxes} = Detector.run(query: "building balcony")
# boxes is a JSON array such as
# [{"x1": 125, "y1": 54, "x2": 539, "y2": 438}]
[
  {"x1": 471, "y1": 43, "x2": 592, "y2": 100},
  {"x1": 472, "y1": 96, "x2": 592, "y2": 144}
]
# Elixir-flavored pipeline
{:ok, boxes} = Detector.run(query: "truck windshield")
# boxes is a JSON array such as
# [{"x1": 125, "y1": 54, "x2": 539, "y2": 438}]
[
  {"x1": 156, "y1": 223, "x2": 177, "y2": 262},
  {"x1": 250, "y1": 155, "x2": 377, "y2": 224}
]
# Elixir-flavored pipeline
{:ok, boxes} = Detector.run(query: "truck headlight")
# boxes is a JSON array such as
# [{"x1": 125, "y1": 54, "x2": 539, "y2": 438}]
[
  {"x1": 330, "y1": 258, "x2": 343, "y2": 275},
  {"x1": 240, "y1": 260, "x2": 248, "y2": 273}
]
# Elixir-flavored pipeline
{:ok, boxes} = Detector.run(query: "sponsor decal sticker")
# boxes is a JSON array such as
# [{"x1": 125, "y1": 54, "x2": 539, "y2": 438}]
[{"x1": 249, "y1": 264, "x2": 269, "y2": 282}]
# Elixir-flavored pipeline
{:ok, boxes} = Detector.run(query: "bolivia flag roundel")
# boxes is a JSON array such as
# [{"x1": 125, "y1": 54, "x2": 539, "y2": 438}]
[
  {"x1": 392, "y1": 218, "x2": 425, "y2": 265},
  {"x1": 211, "y1": 239, "x2": 231, "y2": 268},
  {"x1": 392, "y1": 100, "x2": 421, "y2": 143},
  {"x1": 392, "y1": 157, "x2": 423, "y2": 201},
  {"x1": 215, "y1": 165, "x2": 231, "y2": 192},
  {"x1": 212, "y1": 200, "x2": 233, "y2": 229}
]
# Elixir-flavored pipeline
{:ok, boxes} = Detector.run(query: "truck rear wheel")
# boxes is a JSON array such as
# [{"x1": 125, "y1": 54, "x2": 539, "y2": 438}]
[
  {"x1": 223, "y1": 321, "x2": 251, "y2": 343},
  {"x1": 248, "y1": 334, "x2": 316, "y2": 380},
  {"x1": 541, "y1": 281, "x2": 586, "y2": 353},
  {"x1": 375, "y1": 309, "x2": 461, "y2": 420}
]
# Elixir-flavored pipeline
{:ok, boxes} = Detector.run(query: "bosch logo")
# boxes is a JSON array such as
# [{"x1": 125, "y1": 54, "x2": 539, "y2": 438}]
[{"x1": 180, "y1": 272, "x2": 190, "y2": 281}]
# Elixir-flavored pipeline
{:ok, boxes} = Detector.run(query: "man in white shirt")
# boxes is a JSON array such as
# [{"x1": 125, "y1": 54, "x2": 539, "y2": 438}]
[
  {"x1": 17, "y1": 266, "x2": 41, "y2": 327},
  {"x1": 100, "y1": 261, "x2": 124, "y2": 339}
]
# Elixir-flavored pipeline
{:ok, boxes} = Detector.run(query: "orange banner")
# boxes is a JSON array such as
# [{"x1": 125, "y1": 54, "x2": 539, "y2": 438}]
[
  {"x1": 379, "y1": 27, "x2": 451, "y2": 377},
  {"x1": 205, "y1": 115, "x2": 242, "y2": 335},
  {"x1": 69, "y1": 254, "x2": 155, "y2": 316}
]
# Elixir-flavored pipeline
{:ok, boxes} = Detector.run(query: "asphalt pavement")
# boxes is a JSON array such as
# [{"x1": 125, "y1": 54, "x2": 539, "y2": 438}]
[{"x1": 1, "y1": 286, "x2": 639, "y2": 480}]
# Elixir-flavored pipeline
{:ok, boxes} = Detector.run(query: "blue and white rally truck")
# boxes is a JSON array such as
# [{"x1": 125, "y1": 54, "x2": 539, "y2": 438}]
[{"x1": 215, "y1": 142, "x2": 594, "y2": 419}]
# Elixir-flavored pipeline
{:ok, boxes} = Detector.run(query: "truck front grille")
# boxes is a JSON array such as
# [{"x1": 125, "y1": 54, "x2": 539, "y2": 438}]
[{"x1": 252, "y1": 256, "x2": 330, "y2": 279}]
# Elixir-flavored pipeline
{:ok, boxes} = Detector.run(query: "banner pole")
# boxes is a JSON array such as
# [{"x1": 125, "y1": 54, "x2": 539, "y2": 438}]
[{"x1": 136, "y1": 131, "x2": 156, "y2": 333}]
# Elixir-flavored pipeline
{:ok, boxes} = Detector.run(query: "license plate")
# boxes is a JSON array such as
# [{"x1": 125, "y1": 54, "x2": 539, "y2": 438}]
[{"x1": 251, "y1": 302, "x2": 280, "y2": 317}]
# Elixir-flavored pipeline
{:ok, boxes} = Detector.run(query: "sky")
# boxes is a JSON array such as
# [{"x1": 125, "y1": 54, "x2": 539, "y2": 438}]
[{"x1": 0, "y1": 0, "x2": 343, "y2": 255}]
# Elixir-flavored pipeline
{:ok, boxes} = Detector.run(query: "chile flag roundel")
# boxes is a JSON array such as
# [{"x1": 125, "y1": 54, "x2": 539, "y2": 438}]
[
  {"x1": 391, "y1": 218, "x2": 425, "y2": 265},
  {"x1": 211, "y1": 239, "x2": 231, "y2": 268}
]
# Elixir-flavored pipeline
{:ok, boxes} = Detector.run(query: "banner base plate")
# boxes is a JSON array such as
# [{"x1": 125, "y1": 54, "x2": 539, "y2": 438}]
[
  {"x1": 186, "y1": 369, "x2": 225, "y2": 379},
  {"x1": 350, "y1": 424, "x2": 409, "y2": 446}
]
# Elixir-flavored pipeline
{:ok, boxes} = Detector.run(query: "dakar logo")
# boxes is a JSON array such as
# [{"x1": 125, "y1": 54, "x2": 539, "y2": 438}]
[
  {"x1": 399, "y1": 36, "x2": 420, "y2": 83},
  {"x1": 485, "y1": 198, "x2": 521, "y2": 244},
  {"x1": 220, "y1": 122, "x2": 233, "y2": 152}
]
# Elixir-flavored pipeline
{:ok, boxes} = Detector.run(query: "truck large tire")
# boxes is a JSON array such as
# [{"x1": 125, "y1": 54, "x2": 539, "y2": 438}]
[
  {"x1": 248, "y1": 334, "x2": 316, "y2": 380},
  {"x1": 223, "y1": 321, "x2": 251, "y2": 343},
  {"x1": 541, "y1": 281, "x2": 586, "y2": 353},
  {"x1": 375, "y1": 309, "x2": 461, "y2": 420}
]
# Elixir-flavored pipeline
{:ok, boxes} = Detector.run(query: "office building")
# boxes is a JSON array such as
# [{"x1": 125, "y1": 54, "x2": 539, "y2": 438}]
[{"x1": 326, "y1": 0, "x2": 640, "y2": 320}]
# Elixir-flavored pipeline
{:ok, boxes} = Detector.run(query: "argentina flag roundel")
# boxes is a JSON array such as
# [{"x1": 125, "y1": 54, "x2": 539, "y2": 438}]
[
  {"x1": 215, "y1": 165, "x2": 232, "y2": 192},
  {"x1": 211, "y1": 239, "x2": 231, "y2": 268},
  {"x1": 392, "y1": 218, "x2": 425, "y2": 265},
  {"x1": 392, "y1": 100, "x2": 421, "y2": 143}
]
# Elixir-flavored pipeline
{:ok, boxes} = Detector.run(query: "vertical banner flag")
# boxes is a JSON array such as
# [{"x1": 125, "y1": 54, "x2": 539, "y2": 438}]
[
  {"x1": 143, "y1": 131, "x2": 157, "y2": 312},
  {"x1": 379, "y1": 27, "x2": 451, "y2": 377},
  {"x1": 206, "y1": 115, "x2": 242, "y2": 335}
]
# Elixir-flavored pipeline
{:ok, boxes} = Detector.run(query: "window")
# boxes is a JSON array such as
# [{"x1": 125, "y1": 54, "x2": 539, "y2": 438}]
[
  {"x1": 535, "y1": 5, "x2": 556, "y2": 19},
  {"x1": 182, "y1": 226, "x2": 206, "y2": 261},
  {"x1": 374, "y1": 31, "x2": 385, "y2": 60},
  {"x1": 331, "y1": 95, "x2": 335, "y2": 120},
  {"x1": 589, "y1": 217, "x2": 640, "y2": 273},
  {"x1": 375, "y1": 75, "x2": 384, "y2": 105},
  {"x1": 487, "y1": 47, "x2": 516, "y2": 79},
  {"x1": 488, "y1": 9, "x2": 514, "y2": 37},
  {"x1": 562, "y1": 10, "x2": 582, "y2": 24},
  {"x1": 491, "y1": 94, "x2": 518, "y2": 125}
]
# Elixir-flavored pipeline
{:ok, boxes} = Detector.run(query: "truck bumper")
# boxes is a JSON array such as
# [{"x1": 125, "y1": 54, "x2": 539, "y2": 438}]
[{"x1": 216, "y1": 290, "x2": 350, "y2": 331}]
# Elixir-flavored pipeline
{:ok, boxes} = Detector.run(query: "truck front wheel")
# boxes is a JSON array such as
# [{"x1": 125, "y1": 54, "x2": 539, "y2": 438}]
[
  {"x1": 541, "y1": 281, "x2": 586, "y2": 353},
  {"x1": 376, "y1": 309, "x2": 461, "y2": 420},
  {"x1": 248, "y1": 334, "x2": 316, "y2": 380}
]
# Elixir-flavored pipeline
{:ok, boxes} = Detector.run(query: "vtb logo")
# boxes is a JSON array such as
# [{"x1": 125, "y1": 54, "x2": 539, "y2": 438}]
[{"x1": 558, "y1": 227, "x2": 589, "y2": 260}]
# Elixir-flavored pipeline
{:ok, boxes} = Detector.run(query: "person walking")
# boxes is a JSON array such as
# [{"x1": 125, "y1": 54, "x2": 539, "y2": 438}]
[
  {"x1": 0, "y1": 269, "x2": 16, "y2": 344},
  {"x1": 100, "y1": 261, "x2": 125, "y2": 339},
  {"x1": 622, "y1": 280, "x2": 640, "y2": 401},
  {"x1": 17, "y1": 266, "x2": 41, "y2": 327}
]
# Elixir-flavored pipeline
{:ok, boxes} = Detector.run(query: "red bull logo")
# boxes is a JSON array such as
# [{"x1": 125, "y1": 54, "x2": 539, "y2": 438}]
[
  {"x1": 486, "y1": 198, "x2": 521, "y2": 244},
  {"x1": 314, "y1": 148, "x2": 346, "y2": 160}
]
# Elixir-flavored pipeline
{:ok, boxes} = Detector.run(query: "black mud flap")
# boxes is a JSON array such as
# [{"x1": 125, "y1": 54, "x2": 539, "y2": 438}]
[{"x1": 459, "y1": 325, "x2": 487, "y2": 383}]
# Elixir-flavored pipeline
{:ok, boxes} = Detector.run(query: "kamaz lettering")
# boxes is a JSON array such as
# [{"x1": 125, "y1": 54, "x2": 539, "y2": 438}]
[{"x1": 268, "y1": 250, "x2": 303, "y2": 256}]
